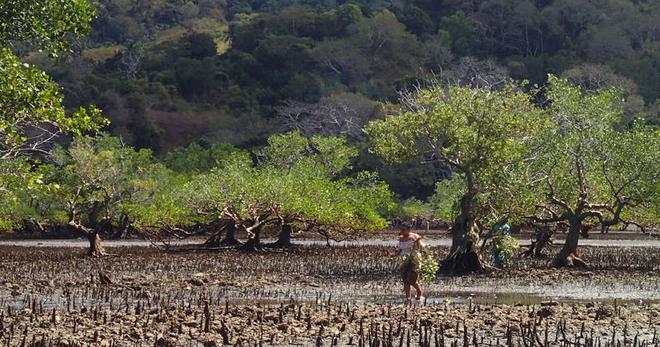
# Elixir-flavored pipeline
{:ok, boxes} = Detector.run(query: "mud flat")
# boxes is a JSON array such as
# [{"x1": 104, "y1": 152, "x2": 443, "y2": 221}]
[
  {"x1": 0, "y1": 245, "x2": 658, "y2": 346},
  {"x1": 1, "y1": 237, "x2": 660, "y2": 248}
]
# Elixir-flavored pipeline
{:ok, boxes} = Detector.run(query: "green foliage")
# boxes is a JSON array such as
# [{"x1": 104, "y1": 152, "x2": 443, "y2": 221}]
[
  {"x1": 0, "y1": 158, "x2": 47, "y2": 230},
  {"x1": 163, "y1": 142, "x2": 247, "y2": 174},
  {"x1": 162, "y1": 132, "x2": 393, "y2": 241},
  {"x1": 0, "y1": 0, "x2": 96, "y2": 54},
  {"x1": 258, "y1": 131, "x2": 357, "y2": 175},
  {"x1": 416, "y1": 254, "x2": 439, "y2": 284},
  {"x1": 438, "y1": 11, "x2": 479, "y2": 55},
  {"x1": 428, "y1": 175, "x2": 465, "y2": 222},
  {"x1": 529, "y1": 76, "x2": 659, "y2": 232},
  {"x1": 491, "y1": 234, "x2": 519, "y2": 267},
  {"x1": 0, "y1": 0, "x2": 105, "y2": 159},
  {"x1": 391, "y1": 174, "x2": 466, "y2": 223},
  {"x1": 366, "y1": 83, "x2": 545, "y2": 223},
  {"x1": 0, "y1": 49, "x2": 107, "y2": 158},
  {"x1": 0, "y1": 0, "x2": 106, "y2": 232},
  {"x1": 394, "y1": 198, "x2": 434, "y2": 222},
  {"x1": 45, "y1": 135, "x2": 172, "y2": 232},
  {"x1": 598, "y1": 126, "x2": 660, "y2": 227}
]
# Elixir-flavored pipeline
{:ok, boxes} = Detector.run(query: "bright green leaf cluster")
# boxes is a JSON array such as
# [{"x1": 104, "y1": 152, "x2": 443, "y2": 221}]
[
  {"x1": 40, "y1": 135, "x2": 173, "y2": 232},
  {"x1": 158, "y1": 132, "x2": 394, "y2": 240},
  {"x1": 416, "y1": 254, "x2": 439, "y2": 284},
  {"x1": 0, "y1": 0, "x2": 96, "y2": 54},
  {"x1": 529, "y1": 76, "x2": 660, "y2": 231},
  {"x1": 0, "y1": 0, "x2": 106, "y2": 162},
  {"x1": 367, "y1": 83, "x2": 546, "y2": 225},
  {"x1": 491, "y1": 234, "x2": 520, "y2": 267},
  {"x1": 0, "y1": 49, "x2": 107, "y2": 157}
]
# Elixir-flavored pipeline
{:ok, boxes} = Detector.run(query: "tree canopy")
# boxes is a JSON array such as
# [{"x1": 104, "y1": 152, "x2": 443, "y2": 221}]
[
  {"x1": 0, "y1": 0, "x2": 96, "y2": 53},
  {"x1": 0, "y1": 0, "x2": 105, "y2": 230},
  {"x1": 366, "y1": 83, "x2": 545, "y2": 273},
  {"x1": 133, "y1": 131, "x2": 393, "y2": 250},
  {"x1": 528, "y1": 76, "x2": 660, "y2": 267}
]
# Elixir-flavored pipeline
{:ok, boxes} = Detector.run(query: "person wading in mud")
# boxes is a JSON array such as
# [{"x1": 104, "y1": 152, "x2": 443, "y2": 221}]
[{"x1": 390, "y1": 223, "x2": 424, "y2": 304}]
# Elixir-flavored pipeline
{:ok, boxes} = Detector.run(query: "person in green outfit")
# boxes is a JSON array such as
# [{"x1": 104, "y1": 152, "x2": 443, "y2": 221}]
[{"x1": 491, "y1": 214, "x2": 511, "y2": 268}]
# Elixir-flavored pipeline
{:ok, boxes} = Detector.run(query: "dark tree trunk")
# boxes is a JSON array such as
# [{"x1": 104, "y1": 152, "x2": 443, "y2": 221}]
[
  {"x1": 219, "y1": 222, "x2": 241, "y2": 246},
  {"x1": 269, "y1": 223, "x2": 293, "y2": 248},
  {"x1": 204, "y1": 222, "x2": 241, "y2": 248},
  {"x1": 240, "y1": 225, "x2": 262, "y2": 252},
  {"x1": 87, "y1": 232, "x2": 106, "y2": 257},
  {"x1": 552, "y1": 217, "x2": 586, "y2": 268},
  {"x1": 522, "y1": 226, "x2": 553, "y2": 258},
  {"x1": 439, "y1": 192, "x2": 483, "y2": 275},
  {"x1": 69, "y1": 219, "x2": 107, "y2": 257},
  {"x1": 112, "y1": 215, "x2": 131, "y2": 239}
]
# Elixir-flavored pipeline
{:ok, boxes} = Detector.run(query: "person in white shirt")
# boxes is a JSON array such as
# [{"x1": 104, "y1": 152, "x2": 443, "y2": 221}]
[{"x1": 390, "y1": 223, "x2": 424, "y2": 304}]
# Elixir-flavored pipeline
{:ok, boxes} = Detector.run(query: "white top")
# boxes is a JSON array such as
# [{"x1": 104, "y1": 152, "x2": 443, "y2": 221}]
[{"x1": 398, "y1": 239, "x2": 415, "y2": 255}]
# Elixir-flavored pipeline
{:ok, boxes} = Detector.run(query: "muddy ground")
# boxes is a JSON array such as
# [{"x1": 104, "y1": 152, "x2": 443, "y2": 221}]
[{"x1": 0, "y1": 244, "x2": 658, "y2": 346}]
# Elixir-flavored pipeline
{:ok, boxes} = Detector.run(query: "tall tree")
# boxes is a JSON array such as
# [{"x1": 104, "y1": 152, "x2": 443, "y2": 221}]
[
  {"x1": 528, "y1": 76, "x2": 660, "y2": 267},
  {"x1": 0, "y1": 0, "x2": 105, "y2": 230},
  {"x1": 366, "y1": 83, "x2": 543, "y2": 274},
  {"x1": 45, "y1": 136, "x2": 171, "y2": 256}
]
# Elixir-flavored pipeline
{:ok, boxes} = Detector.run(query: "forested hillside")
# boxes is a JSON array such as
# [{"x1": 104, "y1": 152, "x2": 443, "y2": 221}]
[{"x1": 28, "y1": 0, "x2": 660, "y2": 198}]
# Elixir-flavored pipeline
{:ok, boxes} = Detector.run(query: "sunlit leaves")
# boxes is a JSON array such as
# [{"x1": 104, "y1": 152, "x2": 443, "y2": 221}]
[
  {"x1": 366, "y1": 83, "x2": 545, "y2": 222},
  {"x1": 0, "y1": 49, "x2": 107, "y2": 158},
  {"x1": 46, "y1": 135, "x2": 172, "y2": 229},
  {"x1": 163, "y1": 142, "x2": 248, "y2": 175},
  {"x1": 529, "y1": 76, "x2": 659, "y2": 230},
  {"x1": 172, "y1": 132, "x2": 393, "y2": 238},
  {"x1": 258, "y1": 131, "x2": 358, "y2": 176},
  {"x1": 0, "y1": 0, "x2": 96, "y2": 54},
  {"x1": 0, "y1": 0, "x2": 104, "y2": 160},
  {"x1": 0, "y1": 0, "x2": 105, "y2": 224},
  {"x1": 428, "y1": 175, "x2": 466, "y2": 222},
  {"x1": 0, "y1": 158, "x2": 45, "y2": 230}
]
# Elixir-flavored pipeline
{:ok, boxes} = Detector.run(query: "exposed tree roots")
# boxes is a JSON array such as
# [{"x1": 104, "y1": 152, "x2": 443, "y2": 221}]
[
  {"x1": 552, "y1": 253, "x2": 588, "y2": 268},
  {"x1": 439, "y1": 247, "x2": 485, "y2": 275}
]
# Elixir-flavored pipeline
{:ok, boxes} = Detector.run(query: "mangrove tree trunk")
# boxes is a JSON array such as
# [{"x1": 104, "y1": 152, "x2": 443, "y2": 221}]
[
  {"x1": 269, "y1": 223, "x2": 293, "y2": 248},
  {"x1": 552, "y1": 216, "x2": 586, "y2": 268},
  {"x1": 218, "y1": 222, "x2": 241, "y2": 247},
  {"x1": 87, "y1": 232, "x2": 106, "y2": 257},
  {"x1": 439, "y1": 192, "x2": 483, "y2": 275},
  {"x1": 240, "y1": 225, "x2": 262, "y2": 252}
]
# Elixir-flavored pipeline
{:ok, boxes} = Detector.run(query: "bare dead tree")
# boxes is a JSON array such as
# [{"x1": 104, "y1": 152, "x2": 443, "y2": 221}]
[
  {"x1": 0, "y1": 120, "x2": 65, "y2": 160},
  {"x1": 446, "y1": 57, "x2": 510, "y2": 89},
  {"x1": 275, "y1": 93, "x2": 377, "y2": 140},
  {"x1": 120, "y1": 48, "x2": 144, "y2": 80},
  {"x1": 396, "y1": 59, "x2": 510, "y2": 115}
]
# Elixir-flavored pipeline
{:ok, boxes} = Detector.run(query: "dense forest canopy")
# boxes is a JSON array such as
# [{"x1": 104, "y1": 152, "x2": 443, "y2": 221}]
[{"x1": 19, "y1": 0, "x2": 660, "y2": 199}]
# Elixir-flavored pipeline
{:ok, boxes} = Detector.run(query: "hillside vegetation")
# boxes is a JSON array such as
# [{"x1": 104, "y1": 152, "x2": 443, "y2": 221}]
[{"x1": 25, "y1": 0, "x2": 659, "y2": 197}]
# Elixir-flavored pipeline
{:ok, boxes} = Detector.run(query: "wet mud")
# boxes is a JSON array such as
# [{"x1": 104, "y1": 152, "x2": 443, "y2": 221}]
[{"x1": 0, "y1": 244, "x2": 658, "y2": 346}]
